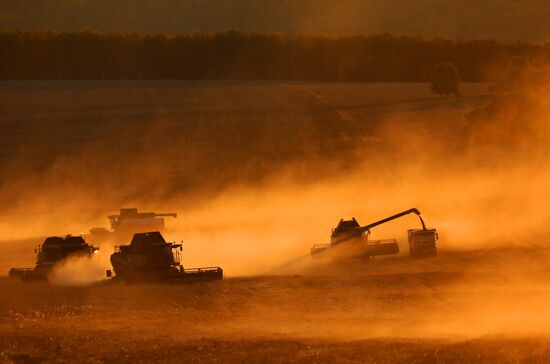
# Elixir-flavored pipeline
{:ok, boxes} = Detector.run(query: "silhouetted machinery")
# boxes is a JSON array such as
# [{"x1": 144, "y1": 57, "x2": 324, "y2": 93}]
[
  {"x1": 106, "y1": 231, "x2": 223, "y2": 283},
  {"x1": 88, "y1": 208, "x2": 178, "y2": 244},
  {"x1": 9, "y1": 235, "x2": 98, "y2": 281},
  {"x1": 311, "y1": 208, "x2": 438, "y2": 260}
]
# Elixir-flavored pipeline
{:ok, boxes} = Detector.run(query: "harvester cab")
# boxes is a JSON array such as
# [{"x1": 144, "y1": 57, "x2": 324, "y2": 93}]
[
  {"x1": 88, "y1": 208, "x2": 178, "y2": 244},
  {"x1": 9, "y1": 235, "x2": 98, "y2": 282},
  {"x1": 331, "y1": 218, "x2": 363, "y2": 245},
  {"x1": 107, "y1": 231, "x2": 223, "y2": 283},
  {"x1": 311, "y1": 208, "x2": 438, "y2": 260}
]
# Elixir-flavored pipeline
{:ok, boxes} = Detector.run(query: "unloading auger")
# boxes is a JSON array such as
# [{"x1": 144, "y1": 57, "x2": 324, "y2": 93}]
[{"x1": 310, "y1": 208, "x2": 438, "y2": 260}]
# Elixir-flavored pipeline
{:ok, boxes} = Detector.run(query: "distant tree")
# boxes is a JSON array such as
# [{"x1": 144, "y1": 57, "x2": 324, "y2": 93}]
[
  {"x1": 430, "y1": 62, "x2": 461, "y2": 96},
  {"x1": 504, "y1": 56, "x2": 531, "y2": 90}
]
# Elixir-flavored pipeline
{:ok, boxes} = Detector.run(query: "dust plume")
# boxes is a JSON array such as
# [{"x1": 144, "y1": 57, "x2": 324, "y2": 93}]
[
  {"x1": 48, "y1": 245, "x2": 113, "y2": 286},
  {"x1": 170, "y1": 75, "x2": 549, "y2": 275},
  {"x1": 168, "y1": 157, "x2": 549, "y2": 275},
  {"x1": 0, "y1": 72, "x2": 548, "y2": 279}
]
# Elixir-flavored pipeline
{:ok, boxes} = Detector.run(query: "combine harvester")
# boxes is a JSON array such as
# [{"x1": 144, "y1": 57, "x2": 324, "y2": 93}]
[
  {"x1": 9, "y1": 235, "x2": 98, "y2": 282},
  {"x1": 106, "y1": 231, "x2": 223, "y2": 283},
  {"x1": 88, "y1": 208, "x2": 177, "y2": 244},
  {"x1": 311, "y1": 208, "x2": 438, "y2": 260}
]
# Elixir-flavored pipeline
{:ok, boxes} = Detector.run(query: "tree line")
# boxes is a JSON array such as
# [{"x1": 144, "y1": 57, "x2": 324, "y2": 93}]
[{"x1": 1, "y1": 31, "x2": 549, "y2": 81}]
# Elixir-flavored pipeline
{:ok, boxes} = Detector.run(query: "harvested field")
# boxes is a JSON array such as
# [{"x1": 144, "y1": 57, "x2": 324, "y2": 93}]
[{"x1": 1, "y1": 80, "x2": 549, "y2": 363}]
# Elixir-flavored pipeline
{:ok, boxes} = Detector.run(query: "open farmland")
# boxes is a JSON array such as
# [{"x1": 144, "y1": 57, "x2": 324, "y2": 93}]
[
  {"x1": 2, "y1": 80, "x2": 550, "y2": 363},
  {"x1": 0, "y1": 81, "x2": 493, "y2": 270},
  {"x1": 0, "y1": 81, "x2": 488, "y2": 220}
]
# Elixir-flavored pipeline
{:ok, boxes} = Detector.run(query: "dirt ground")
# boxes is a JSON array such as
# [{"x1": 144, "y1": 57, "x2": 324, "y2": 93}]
[{"x1": 3, "y1": 246, "x2": 550, "y2": 363}]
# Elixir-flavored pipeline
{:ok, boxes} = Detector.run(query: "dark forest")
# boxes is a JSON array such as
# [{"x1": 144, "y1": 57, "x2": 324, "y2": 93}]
[{"x1": 1, "y1": 31, "x2": 548, "y2": 81}]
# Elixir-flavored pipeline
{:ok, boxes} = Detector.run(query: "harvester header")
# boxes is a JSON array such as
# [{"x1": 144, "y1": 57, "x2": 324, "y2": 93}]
[{"x1": 107, "y1": 231, "x2": 223, "y2": 283}]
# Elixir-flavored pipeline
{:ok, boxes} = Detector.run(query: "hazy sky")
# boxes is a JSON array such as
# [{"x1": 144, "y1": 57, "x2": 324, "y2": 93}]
[{"x1": 1, "y1": 0, "x2": 549, "y2": 40}]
